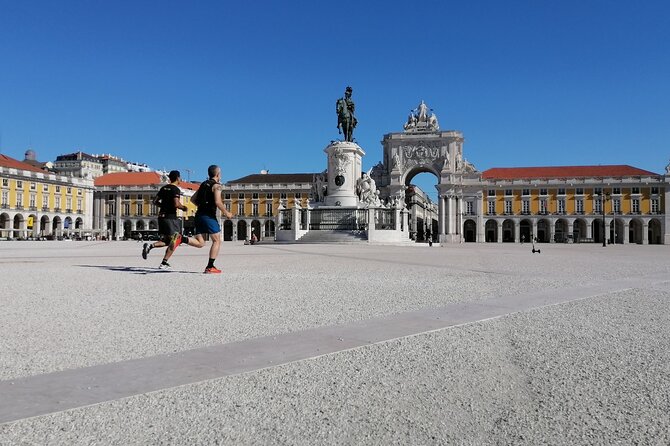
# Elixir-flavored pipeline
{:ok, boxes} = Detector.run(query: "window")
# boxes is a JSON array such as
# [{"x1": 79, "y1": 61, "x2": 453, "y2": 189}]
[
  {"x1": 594, "y1": 187, "x2": 602, "y2": 195},
  {"x1": 77, "y1": 189, "x2": 82, "y2": 196},
  {"x1": 631, "y1": 199, "x2": 640, "y2": 214},
  {"x1": 30, "y1": 182, "x2": 36, "y2": 190},
  {"x1": 17, "y1": 180, "x2": 23, "y2": 189},
  {"x1": 252, "y1": 193, "x2": 259, "y2": 199},
  {"x1": 522, "y1": 189, "x2": 530, "y2": 196},
  {"x1": 651, "y1": 199, "x2": 659, "y2": 213},
  {"x1": 77, "y1": 199, "x2": 82, "y2": 211},
  {"x1": 123, "y1": 203, "x2": 130, "y2": 215},
  {"x1": 16, "y1": 192, "x2": 24, "y2": 207},
  {"x1": 108, "y1": 194, "x2": 114, "y2": 201},
  {"x1": 488, "y1": 189, "x2": 496, "y2": 197},
  {"x1": 56, "y1": 196, "x2": 62, "y2": 209},
  {"x1": 150, "y1": 203, "x2": 157, "y2": 215},
  {"x1": 252, "y1": 203, "x2": 259, "y2": 216},
  {"x1": 280, "y1": 193, "x2": 287, "y2": 200},
  {"x1": 651, "y1": 186, "x2": 659, "y2": 195},
  {"x1": 613, "y1": 187, "x2": 621, "y2": 195},
  {"x1": 505, "y1": 189, "x2": 513, "y2": 196},
  {"x1": 594, "y1": 198, "x2": 602, "y2": 213},
  {"x1": 576, "y1": 188, "x2": 584, "y2": 195},
  {"x1": 539, "y1": 199, "x2": 547, "y2": 214},
  {"x1": 487, "y1": 200, "x2": 495, "y2": 215},
  {"x1": 295, "y1": 193, "x2": 301, "y2": 199},
  {"x1": 540, "y1": 188, "x2": 548, "y2": 196},
  {"x1": 124, "y1": 194, "x2": 130, "y2": 200},
  {"x1": 56, "y1": 185, "x2": 61, "y2": 193},
  {"x1": 29, "y1": 194, "x2": 36, "y2": 208},
  {"x1": 224, "y1": 193, "x2": 231, "y2": 199},
  {"x1": 522, "y1": 200, "x2": 530, "y2": 214},
  {"x1": 464, "y1": 201, "x2": 473, "y2": 215},
  {"x1": 266, "y1": 202, "x2": 273, "y2": 216},
  {"x1": 66, "y1": 197, "x2": 72, "y2": 210},
  {"x1": 612, "y1": 198, "x2": 620, "y2": 213},
  {"x1": 266, "y1": 193, "x2": 273, "y2": 199},
  {"x1": 136, "y1": 203, "x2": 143, "y2": 215},
  {"x1": 504, "y1": 200, "x2": 512, "y2": 214},
  {"x1": 237, "y1": 202, "x2": 244, "y2": 215},
  {"x1": 557, "y1": 188, "x2": 565, "y2": 195},
  {"x1": 1, "y1": 191, "x2": 7, "y2": 206},
  {"x1": 108, "y1": 203, "x2": 115, "y2": 215},
  {"x1": 1, "y1": 179, "x2": 8, "y2": 187},
  {"x1": 557, "y1": 199, "x2": 565, "y2": 214},
  {"x1": 631, "y1": 187, "x2": 640, "y2": 194},
  {"x1": 67, "y1": 187, "x2": 72, "y2": 194},
  {"x1": 224, "y1": 203, "x2": 231, "y2": 212},
  {"x1": 238, "y1": 193, "x2": 244, "y2": 199},
  {"x1": 575, "y1": 199, "x2": 584, "y2": 214}
]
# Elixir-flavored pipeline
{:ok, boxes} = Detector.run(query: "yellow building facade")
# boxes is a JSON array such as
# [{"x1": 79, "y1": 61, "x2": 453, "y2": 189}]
[{"x1": 0, "y1": 154, "x2": 95, "y2": 239}]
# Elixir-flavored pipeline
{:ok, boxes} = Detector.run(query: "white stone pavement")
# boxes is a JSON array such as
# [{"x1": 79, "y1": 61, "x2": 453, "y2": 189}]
[{"x1": 0, "y1": 241, "x2": 669, "y2": 444}]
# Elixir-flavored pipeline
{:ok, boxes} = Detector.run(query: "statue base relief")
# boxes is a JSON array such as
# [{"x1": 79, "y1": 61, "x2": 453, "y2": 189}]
[{"x1": 323, "y1": 141, "x2": 365, "y2": 208}]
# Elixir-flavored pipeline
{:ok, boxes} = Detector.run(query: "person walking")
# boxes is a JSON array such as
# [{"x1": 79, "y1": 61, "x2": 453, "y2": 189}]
[
  {"x1": 190, "y1": 164, "x2": 234, "y2": 274},
  {"x1": 142, "y1": 170, "x2": 203, "y2": 269}
]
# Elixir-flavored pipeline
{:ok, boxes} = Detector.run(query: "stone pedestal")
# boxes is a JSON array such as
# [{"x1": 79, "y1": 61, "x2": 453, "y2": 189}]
[{"x1": 324, "y1": 141, "x2": 365, "y2": 207}]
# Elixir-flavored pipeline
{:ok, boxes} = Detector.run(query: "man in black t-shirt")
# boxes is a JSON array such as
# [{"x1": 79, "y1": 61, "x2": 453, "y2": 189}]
[{"x1": 141, "y1": 170, "x2": 199, "y2": 269}]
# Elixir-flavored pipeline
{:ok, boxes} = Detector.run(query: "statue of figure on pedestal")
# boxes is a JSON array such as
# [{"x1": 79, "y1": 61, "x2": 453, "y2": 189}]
[
  {"x1": 336, "y1": 86, "x2": 357, "y2": 142},
  {"x1": 357, "y1": 171, "x2": 382, "y2": 207}
]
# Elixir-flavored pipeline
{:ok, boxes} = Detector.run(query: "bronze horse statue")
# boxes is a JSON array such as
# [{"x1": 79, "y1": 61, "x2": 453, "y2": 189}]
[{"x1": 336, "y1": 86, "x2": 357, "y2": 142}]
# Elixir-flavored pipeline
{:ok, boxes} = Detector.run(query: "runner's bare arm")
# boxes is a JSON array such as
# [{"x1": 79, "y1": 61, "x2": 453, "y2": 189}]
[
  {"x1": 173, "y1": 196, "x2": 188, "y2": 212},
  {"x1": 213, "y1": 184, "x2": 233, "y2": 219}
]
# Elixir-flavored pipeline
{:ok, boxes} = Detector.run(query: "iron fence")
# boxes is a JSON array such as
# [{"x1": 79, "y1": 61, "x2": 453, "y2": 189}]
[
  {"x1": 309, "y1": 208, "x2": 367, "y2": 230},
  {"x1": 375, "y1": 209, "x2": 396, "y2": 230},
  {"x1": 279, "y1": 209, "x2": 292, "y2": 230}
]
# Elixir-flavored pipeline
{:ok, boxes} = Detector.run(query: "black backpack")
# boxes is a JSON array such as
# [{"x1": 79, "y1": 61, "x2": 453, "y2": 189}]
[{"x1": 193, "y1": 179, "x2": 214, "y2": 207}]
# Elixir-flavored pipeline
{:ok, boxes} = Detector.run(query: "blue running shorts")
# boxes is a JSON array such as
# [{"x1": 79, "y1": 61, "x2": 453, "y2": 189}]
[{"x1": 195, "y1": 215, "x2": 221, "y2": 235}]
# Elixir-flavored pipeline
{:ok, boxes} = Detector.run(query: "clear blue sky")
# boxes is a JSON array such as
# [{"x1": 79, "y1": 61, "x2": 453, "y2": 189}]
[{"x1": 1, "y1": 1, "x2": 669, "y2": 198}]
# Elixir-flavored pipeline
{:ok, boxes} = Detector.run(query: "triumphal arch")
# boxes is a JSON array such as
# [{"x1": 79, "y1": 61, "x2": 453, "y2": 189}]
[{"x1": 371, "y1": 101, "x2": 485, "y2": 243}]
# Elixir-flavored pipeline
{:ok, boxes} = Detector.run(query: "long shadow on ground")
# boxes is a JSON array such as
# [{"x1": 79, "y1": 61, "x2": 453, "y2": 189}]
[{"x1": 76, "y1": 265, "x2": 201, "y2": 275}]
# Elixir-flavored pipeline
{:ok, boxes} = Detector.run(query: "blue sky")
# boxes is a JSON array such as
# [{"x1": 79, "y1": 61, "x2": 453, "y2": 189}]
[{"x1": 1, "y1": 1, "x2": 669, "y2": 198}]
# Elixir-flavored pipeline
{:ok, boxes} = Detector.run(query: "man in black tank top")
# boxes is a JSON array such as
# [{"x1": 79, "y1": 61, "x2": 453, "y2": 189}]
[{"x1": 192, "y1": 164, "x2": 234, "y2": 274}]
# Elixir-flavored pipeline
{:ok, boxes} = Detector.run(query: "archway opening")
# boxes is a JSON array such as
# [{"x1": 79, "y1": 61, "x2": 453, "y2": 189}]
[
  {"x1": 520, "y1": 219, "x2": 531, "y2": 243},
  {"x1": 649, "y1": 219, "x2": 662, "y2": 245},
  {"x1": 629, "y1": 219, "x2": 643, "y2": 244},
  {"x1": 251, "y1": 220, "x2": 261, "y2": 239},
  {"x1": 573, "y1": 219, "x2": 587, "y2": 243},
  {"x1": 223, "y1": 220, "x2": 234, "y2": 241},
  {"x1": 502, "y1": 219, "x2": 515, "y2": 242},
  {"x1": 485, "y1": 219, "x2": 497, "y2": 242},
  {"x1": 463, "y1": 219, "x2": 476, "y2": 242},
  {"x1": 405, "y1": 169, "x2": 439, "y2": 242},
  {"x1": 237, "y1": 220, "x2": 247, "y2": 241}
]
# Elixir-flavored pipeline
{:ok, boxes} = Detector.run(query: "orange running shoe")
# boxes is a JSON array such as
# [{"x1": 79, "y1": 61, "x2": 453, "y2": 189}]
[
  {"x1": 169, "y1": 233, "x2": 182, "y2": 251},
  {"x1": 204, "y1": 266, "x2": 222, "y2": 274}
]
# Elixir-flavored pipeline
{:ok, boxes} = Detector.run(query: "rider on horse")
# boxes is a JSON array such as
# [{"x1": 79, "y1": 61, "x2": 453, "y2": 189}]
[{"x1": 336, "y1": 86, "x2": 357, "y2": 142}]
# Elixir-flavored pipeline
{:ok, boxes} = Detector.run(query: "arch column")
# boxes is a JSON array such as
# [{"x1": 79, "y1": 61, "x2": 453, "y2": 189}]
[
  {"x1": 532, "y1": 220, "x2": 538, "y2": 241},
  {"x1": 586, "y1": 220, "x2": 593, "y2": 239},
  {"x1": 549, "y1": 219, "x2": 555, "y2": 243},
  {"x1": 497, "y1": 220, "x2": 503, "y2": 243},
  {"x1": 623, "y1": 221, "x2": 630, "y2": 244},
  {"x1": 514, "y1": 220, "x2": 520, "y2": 243},
  {"x1": 642, "y1": 223, "x2": 649, "y2": 245},
  {"x1": 438, "y1": 195, "x2": 445, "y2": 237},
  {"x1": 246, "y1": 219, "x2": 252, "y2": 240}
]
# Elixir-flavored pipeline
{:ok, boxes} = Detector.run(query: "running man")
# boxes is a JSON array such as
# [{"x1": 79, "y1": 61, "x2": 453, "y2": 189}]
[
  {"x1": 142, "y1": 170, "x2": 203, "y2": 269},
  {"x1": 190, "y1": 164, "x2": 234, "y2": 274}
]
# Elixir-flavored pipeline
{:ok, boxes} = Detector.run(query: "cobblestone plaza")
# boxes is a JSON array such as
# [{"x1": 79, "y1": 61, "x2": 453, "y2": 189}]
[{"x1": 1, "y1": 241, "x2": 668, "y2": 444}]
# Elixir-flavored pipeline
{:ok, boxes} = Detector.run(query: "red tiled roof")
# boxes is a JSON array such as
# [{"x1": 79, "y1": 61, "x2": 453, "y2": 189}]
[
  {"x1": 94, "y1": 171, "x2": 162, "y2": 186},
  {"x1": 0, "y1": 154, "x2": 47, "y2": 173},
  {"x1": 227, "y1": 173, "x2": 316, "y2": 184},
  {"x1": 482, "y1": 165, "x2": 658, "y2": 180}
]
